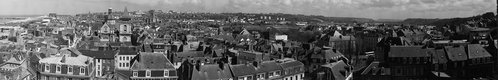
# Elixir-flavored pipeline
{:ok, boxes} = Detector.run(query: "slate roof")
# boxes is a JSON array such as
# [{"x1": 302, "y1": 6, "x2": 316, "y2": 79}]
[
  {"x1": 330, "y1": 35, "x2": 356, "y2": 41},
  {"x1": 322, "y1": 60, "x2": 349, "y2": 80},
  {"x1": 229, "y1": 64, "x2": 256, "y2": 77},
  {"x1": 80, "y1": 50, "x2": 117, "y2": 59},
  {"x1": 90, "y1": 22, "x2": 104, "y2": 30},
  {"x1": 39, "y1": 55, "x2": 92, "y2": 66},
  {"x1": 430, "y1": 49, "x2": 448, "y2": 64},
  {"x1": 255, "y1": 61, "x2": 282, "y2": 73},
  {"x1": 276, "y1": 58, "x2": 304, "y2": 69},
  {"x1": 467, "y1": 44, "x2": 492, "y2": 59},
  {"x1": 130, "y1": 52, "x2": 175, "y2": 70},
  {"x1": 388, "y1": 46, "x2": 430, "y2": 57},
  {"x1": 192, "y1": 64, "x2": 233, "y2": 80},
  {"x1": 444, "y1": 46, "x2": 468, "y2": 61},
  {"x1": 311, "y1": 48, "x2": 344, "y2": 60},
  {"x1": 117, "y1": 47, "x2": 137, "y2": 55}
]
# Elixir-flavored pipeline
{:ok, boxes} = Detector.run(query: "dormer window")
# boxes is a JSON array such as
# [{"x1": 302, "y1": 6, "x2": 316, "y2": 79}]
[
  {"x1": 56, "y1": 65, "x2": 61, "y2": 73},
  {"x1": 80, "y1": 67, "x2": 85, "y2": 75},
  {"x1": 133, "y1": 71, "x2": 138, "y2": 77},
  {"x1": 68, "y1": 66, "x2": 73, "y2": 73},
  {"x1": 164, "y1": 70, "x2": 169, "y2": 77},
  {"x1": 45, "y1": 63, "x2": 50, "y2": 72},
  {"x1": 146, "y1": 70, "x2": 151, "y2": 77}
]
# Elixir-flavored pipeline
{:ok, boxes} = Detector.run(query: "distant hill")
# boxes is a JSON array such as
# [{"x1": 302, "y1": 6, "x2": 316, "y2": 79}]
[
  {"x1": 401, "y1": 12, "x2": 496, "y2": 27},
  {"x1": 375, "y1": 19, "x2": 404, "y2": 23},
  {"x1": 221, "y1": 13, "x2": 376, "y2": 23}
]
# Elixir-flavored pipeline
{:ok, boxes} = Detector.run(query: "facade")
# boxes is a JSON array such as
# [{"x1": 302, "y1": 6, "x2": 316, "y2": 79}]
[
  {"x1": 328, "y1": 33, "x2": 357, "y2": 56},
  {"x1": 276, "y1": 58, "x2": 305, "y2": 80},
  {"x1": 223, "y1": 58, "x2": 304, "y2": 80},
  {"x1": 307, "y1": 47, "x2": 346, "y2": 74},
  {"x1": 80, "y1": 50, "x2": 117, "y2": 78},
  {"x1": 115, "y1": 47, "x2": 137, "y2": 70},
  {"x1": 38, "y1": 55, "x2": 94, "y2": 80},
  {"x1": 388, "y1": 46, "x2": 431, "y2": 80},
  {"x1": 119, "y1": 24, "x2": 132, "y2": 42},
  {"x1": 190, "y1": 63, "x2": 233, "y2": 80},
  {"x1": 130, "y1": 52, "x2": 178, "y2": 80}
]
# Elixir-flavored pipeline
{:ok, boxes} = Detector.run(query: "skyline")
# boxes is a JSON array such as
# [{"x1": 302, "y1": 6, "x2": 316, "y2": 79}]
[{"x1": 0, "y1": 0, "x2": 496, "y2": 19}]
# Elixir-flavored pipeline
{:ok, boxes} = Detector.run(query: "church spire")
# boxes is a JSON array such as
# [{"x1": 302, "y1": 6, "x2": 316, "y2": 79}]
[{"x1": 124, "y1": 6, "x2": 128, "y2": 13}]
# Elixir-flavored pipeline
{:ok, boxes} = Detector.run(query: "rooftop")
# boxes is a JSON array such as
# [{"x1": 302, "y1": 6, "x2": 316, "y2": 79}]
[
  {"x1": 130, "y1": 52, "x2": 175, "y2": 70},
  {"x1": 39, "y1": 55, "x2": 92, "y2": 66}
]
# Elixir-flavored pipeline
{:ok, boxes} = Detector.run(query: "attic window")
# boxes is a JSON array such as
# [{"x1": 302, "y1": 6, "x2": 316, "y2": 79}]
[
  {"x1": 146, "y1": 70, "x2": 151, "y2": 77},
  {"x1": 133, "y1": 71, "x2": 138, "y2": 77},
  {"x1": 45, "y1": 64, "x2": 50, "y2": 72},
  {"x1": 56, "y1": 65, "x2": 61, "y2": 72},
  {"x1": 80, "y1": 67, "x2": 85, "y2": 74},
  {"x1": 164, "y1": 70, "x2": 169, "y2": 77},
  {"x1": 68, "y1": 66, "x2": 73, "y2": 73}
]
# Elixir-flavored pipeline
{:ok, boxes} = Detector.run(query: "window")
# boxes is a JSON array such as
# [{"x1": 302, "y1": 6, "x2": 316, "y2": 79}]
[
  {"x1": 268, "y1": 72, "x2": 274, "y2": 78},
  {"x1": 126, "y1": 57, "x2": 129, "y2": 60},
  {"x1": 146, "y1": 70, "x2": 151, "y2": 77},
  {"x1": 119, "y1": 63, "x2": 122, "y2": 67},
  {"x1": 301, "y1": 74, "x2": 304, "y2": 79},
  {"x1": 246, "y1": 76, "x2": 253, "y2": 80},
  {"x1": 133, "y1": 71, "x2": 138, "y2": 77},
  {"x1": 164, "y1": 70, "x2": 169, "y2": 77},
  {"x1": 256, "y1": 73, "x2": 265, "y2": 80},
  {"x1": 98, "y1": 65, "x2": 100, "y2": 70},
  {"x1": 80, "y1": 67, "x2": 85, "y2": 74},
  {"x1": 68, "y1": 66, "x2": 73, "y2": 73},
  {"x1": 56, "y1": 65, "x2": 61, "y2": 72},
  {"x1": 119, "y1": 57, "x2": 122, "y2": 60},
  {"x1": 45, "y1": 64, "x2": 50, "y2": 72},
  {"x1": 276, "y1": 71, "x2": 281, "y2": 76},
  {"x1": 97, "y1": 59, "x2": 100, "y2": 63}
]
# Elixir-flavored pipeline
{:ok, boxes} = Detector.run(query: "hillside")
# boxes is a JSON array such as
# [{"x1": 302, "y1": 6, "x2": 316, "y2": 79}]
[{"x1": 401, "y1": 12, "x2": 496, "y2": 27}]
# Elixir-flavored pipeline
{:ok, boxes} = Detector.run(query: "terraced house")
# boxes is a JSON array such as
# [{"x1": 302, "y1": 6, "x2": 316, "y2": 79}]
[
  {"x1": 129, "y1": 52, "x2": 178, "y2": 80},
  {"x1": 38, "y1": 54, "x2": 94, "y2": 80}
]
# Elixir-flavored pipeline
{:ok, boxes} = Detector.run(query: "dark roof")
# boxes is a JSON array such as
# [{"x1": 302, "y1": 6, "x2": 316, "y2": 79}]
[
  {"x1": 388, "y1": 46, "x2": 430, "y2": 57},
  {"x1": 322, "y1": 60, "x2": 349, "y2": 80},
  {"x1": 255, "y1": 61, "x2": 282, "y2": 73},
  {"x1": 130, "y1": 52, "x2": 175, "y2": 70},
  {"x1": 211, "y1": 34, "x2": 235, "y2": 42},
  {"x1": 90, "y1": 22, "x2": 104, "y2": 30},
  {"x1": 311, "y1": 48, "x2": 344, "y2": 60},
  {"x1": 117, "y1": 47, "x2": 138, "y2": 55},
  {"x1": 229, "y1": 64, "x2": 256, "y2": 77},
  {"x1": 429, "y1": 49, "x2": 448, "y2": 64},
  {"x1": 277, "y1": 58, "x2": 304, "y2": 69},
  {"x1": 192, "y1": 64, "x2": 233, "y2": 80},
  {"x1": 444, "y1": 46, "x2": 468, "y2": 61},
  {"x1": 115, "y1": 70, "x2": 132, "y2": 79},
  {"x1": 467, "y1": 44, "x2": 492, "y2": 59},
  {"x1": 80, "y1": 50, "x2": 117, "y2": 59}
]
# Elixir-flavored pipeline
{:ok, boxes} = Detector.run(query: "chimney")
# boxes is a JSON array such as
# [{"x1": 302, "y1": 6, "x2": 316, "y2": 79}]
[
  {"x1": 252, "y1": 61, "x2": 259, "y2": 67},
  {"x1": 60, "y1": 55, "x2": 66, "y2": 63},
  {"x1": 195, "y1": 60, "x2": 201, "y2": 70},
  {"x1": 218, "y1": 61, "x2": 225, "y2": 70}
]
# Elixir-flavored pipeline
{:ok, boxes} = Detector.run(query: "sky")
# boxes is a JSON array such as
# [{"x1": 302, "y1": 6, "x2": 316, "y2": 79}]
[{"x1": 0, "y1": 0, "x2": 496, "y2": 19}]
